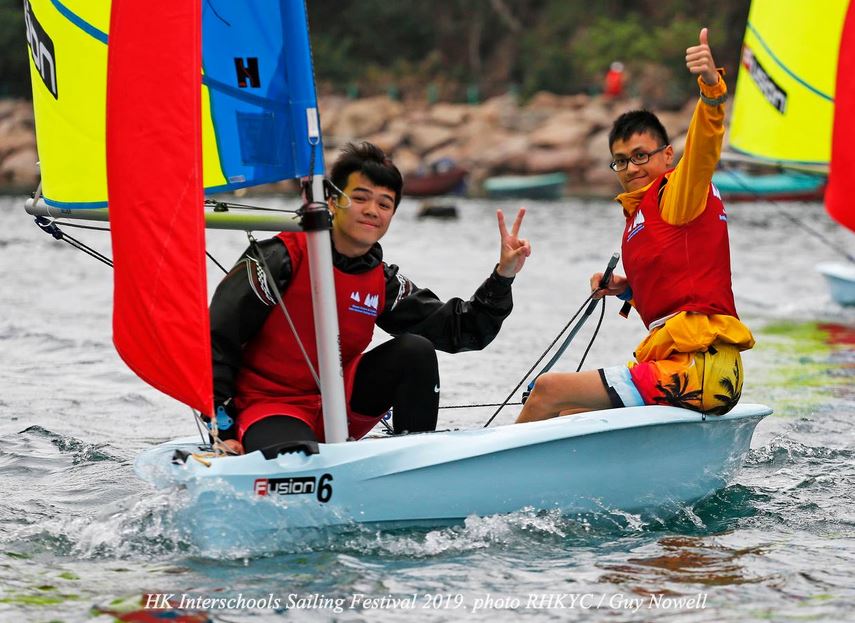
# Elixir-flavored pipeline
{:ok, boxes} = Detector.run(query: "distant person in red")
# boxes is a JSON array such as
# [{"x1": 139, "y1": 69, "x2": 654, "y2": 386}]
[{"x1": 604, "y1": 61, "x2": 625, "y2": 99}]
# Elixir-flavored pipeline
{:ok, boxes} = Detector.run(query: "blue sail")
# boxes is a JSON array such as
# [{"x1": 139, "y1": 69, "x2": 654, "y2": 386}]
[{"x1": 200, "y1": 0, "x2": 324, "y2": 193}]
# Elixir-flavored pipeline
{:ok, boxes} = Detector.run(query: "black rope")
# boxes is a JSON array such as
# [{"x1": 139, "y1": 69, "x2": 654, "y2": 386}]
[
  {"x1": 35, "y1": 217, "x2": 114, "y2": 268},
  {"x1": 718, "y1": 164, "x2": 855, "y2": 263},
  {"x1": 575, "y1": 297, "x2": 606, "y2": 372},
  {"x1": 34, "y1": 215, "x2": 233, "y2": 276},
  {"x1": 441, "y1": 401, "x2": 523, "y2": 409},
  {"x1": 475, "y1": 295, "x2": 608, "y2": 424},
  {"x1": 47, "y1": 221, "x2": 111, "y2": 232},
  {"x1": 246, "y1": 232, "x2": 321, "y2": 387},
  {"x1": 482, "y1": 292, "x2": 595, "y2": 428},
  {"x1": 206, "y1": 251, "x2": 228, "y2": 275}
]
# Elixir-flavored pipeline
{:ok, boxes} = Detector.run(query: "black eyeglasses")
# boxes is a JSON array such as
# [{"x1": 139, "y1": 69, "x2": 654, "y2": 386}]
[{"x1": 609, "y1": 144, "x2": 669, "y2": 172}]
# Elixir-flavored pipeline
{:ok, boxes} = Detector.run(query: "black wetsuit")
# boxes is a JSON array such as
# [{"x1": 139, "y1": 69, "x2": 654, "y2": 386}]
[{"x1": 210, "y1": 237, "x2": 514, "y2": 452}]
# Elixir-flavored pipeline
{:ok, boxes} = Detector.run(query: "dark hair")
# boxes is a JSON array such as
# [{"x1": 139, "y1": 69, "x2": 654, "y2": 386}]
[
  {"x1": 608, "y1": 110, "x2": 669, "y2": 152},
  {"x1": 329, "y1": 142, "x2": 403, "y2": 208}
]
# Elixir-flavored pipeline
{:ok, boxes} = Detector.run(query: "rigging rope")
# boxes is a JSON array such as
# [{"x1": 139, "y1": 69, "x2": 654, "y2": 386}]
[
  {"x1": 481, "y1": 292, "x2": 596, "y2": 428},
  {"x1": 34, "y1": 216, "x2": 114, "y2": 268},
  {"x1": 717, "y1": 164, "x2": 855, "y2": 263},
  {"x1": 481, "y1": 253, "x2": 618, "y2": 427},
  {"x1": 247, "y1": 232, "x2": 321, "y2": 388},
  {"x1": 206, "y1": 250, "x2": 228, "y2": 274},
  {"x1": 445, "y1": 301, "x2": 606, "y2": 413}
]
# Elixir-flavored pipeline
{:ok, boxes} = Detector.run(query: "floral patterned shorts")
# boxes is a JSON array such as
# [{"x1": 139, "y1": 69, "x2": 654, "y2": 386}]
[{"x1": 601, "y1": 343, "x2": 744, "y2": 415}]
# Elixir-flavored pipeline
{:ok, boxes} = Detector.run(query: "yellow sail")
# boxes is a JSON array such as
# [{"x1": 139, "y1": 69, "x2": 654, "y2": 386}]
[
  {"x1": 25, "y1": 0, "x2": 111, "y2": 206},
  {"x1": 729, "y1": 0, "x2": 849, "y2": 166}
]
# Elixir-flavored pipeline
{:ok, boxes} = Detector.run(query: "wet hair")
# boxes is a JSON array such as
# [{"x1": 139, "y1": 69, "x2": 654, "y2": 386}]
[
  {"x1": 329, "y1": 142, "x2": 403, "y2": 208},
  {"x1": 608, "y1": 110, "x2": 670, "y2": 152}
]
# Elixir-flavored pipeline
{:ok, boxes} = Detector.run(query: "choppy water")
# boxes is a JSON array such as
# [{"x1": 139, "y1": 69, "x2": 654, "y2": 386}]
[{"x1": 1, "y1": 194, "x2": 854, "y2": 622}]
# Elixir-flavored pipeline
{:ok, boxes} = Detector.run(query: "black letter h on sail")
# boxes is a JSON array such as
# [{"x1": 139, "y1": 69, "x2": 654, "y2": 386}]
[{"x1": 234, "y1": 57, "x2": 260, "y2": 88}]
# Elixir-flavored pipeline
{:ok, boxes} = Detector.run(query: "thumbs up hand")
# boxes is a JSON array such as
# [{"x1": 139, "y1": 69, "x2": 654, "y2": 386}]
[{"x1": 686, "y1": 27, "x2": 719, "y2": 85}]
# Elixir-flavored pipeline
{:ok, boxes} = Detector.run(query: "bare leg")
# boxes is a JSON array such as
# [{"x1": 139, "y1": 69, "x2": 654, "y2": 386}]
[{"x1": 516, "y1": 369, "x2": 613, "y2": 423}]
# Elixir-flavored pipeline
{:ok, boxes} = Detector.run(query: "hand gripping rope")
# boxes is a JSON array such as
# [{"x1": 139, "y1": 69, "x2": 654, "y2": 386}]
[{"x1": 481, "y1": 253, "x2": 619, "y2": 428}]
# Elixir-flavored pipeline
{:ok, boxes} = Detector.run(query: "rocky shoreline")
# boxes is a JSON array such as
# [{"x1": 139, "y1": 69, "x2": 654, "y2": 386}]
[
  {"x1": 0, "y1": 99, "x2": 37, "y2": 194},
  {"x1": 0, "y1": 93, "x2": 701, "y2": 198}
]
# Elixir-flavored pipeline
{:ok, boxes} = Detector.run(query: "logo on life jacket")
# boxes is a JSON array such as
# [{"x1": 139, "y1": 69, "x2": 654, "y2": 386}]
[
  {"x1": 710, "y1": 187, "x2": 728, "y2": 221},
  {"x1": 348, "y1": 290, "x2": 380, "y2": 317},
  {"x1": 626, "y1": 209, "x2": 645, "y2": 242}
]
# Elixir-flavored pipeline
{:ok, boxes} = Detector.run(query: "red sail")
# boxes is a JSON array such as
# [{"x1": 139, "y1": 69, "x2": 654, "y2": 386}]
[
  {"x1": 106, "y1": 0, "x2": 212, "y2": 415},
  {"x1": 827, "y1": 0, "x2": 855, "y2": 232}
]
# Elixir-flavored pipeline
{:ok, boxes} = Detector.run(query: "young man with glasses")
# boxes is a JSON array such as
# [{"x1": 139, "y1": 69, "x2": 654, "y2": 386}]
[
  {"x1": 209, "y1": 142, "x2": 530, "y2": 455},
  {"x1": 517, "y1": 28, "x2": 754, "y2": 423}
]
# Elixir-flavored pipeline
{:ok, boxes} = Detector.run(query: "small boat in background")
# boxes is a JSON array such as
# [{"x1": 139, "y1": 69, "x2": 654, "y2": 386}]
[
  {"x1": 712, "y1": 170, "x2": 826, "y2": 202},
  {"x1": 816, "y1": 263, "x2": 855, "y2": 306},
  {"x1": 417, "y1": 201, "x2": 458, "y2": 219},
  {"x1": 403, "y1": 158, "x2": 468, "y2": 197},
  {"x1": 483, "y1": 172, "x2": 567, "y2": 200}
]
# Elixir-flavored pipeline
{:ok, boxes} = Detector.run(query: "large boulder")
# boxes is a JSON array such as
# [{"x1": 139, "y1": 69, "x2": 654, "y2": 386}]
[
  {"x1": 325, "y1": 96, "x2": 404, "y2": 140},
  {"x1": 406, "y1": 124, "x2": 456, "y2": 154},
  {"x1": 657, "y1": 108, "x2": 693, "y2": 140},
  {"x1": 471, "y1": 93, "x2": 519, "y2": 128},
  {"x1": 524, "y1": 146, "x2": 588, "y2": 174},
  {"x1": 428, "y1": 103, "x2": 471, "y2": 127},
  {"x1": 364, "y1": 128, "x2": 406, "y2": 154},
  {"x1": 584, "y1": 128, "x2": 612, "y2": 169},
  {"x1": 460, "y1": 131, "x2": 528, "y2": 172},
  {"x1": 0, "y1": 127, "x2": 36, "y2": 161},
  {"x1": 529, "y1": 111, "x2": 590, "y2": 148},
  {"x1": 0, "y1": 147, "x2": 39, "y2": 188},
  {"x1": 389, "y1": 147, "x2": 421, "y2": 176},
  {"x1": 525, "y1": 92, "x2": 591, "y2": 112},
  {"x1": 584, "y1": 163, "x2": 620, "y2": 193},
  {"x1": 576, "y1": 99, "x2": 613, "y2": 132}
]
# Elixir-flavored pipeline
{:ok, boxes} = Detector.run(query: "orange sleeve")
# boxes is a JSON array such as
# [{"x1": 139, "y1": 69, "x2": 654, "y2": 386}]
[{"x1": 660, "y1": 74, "x2": 727, "y2": 225}]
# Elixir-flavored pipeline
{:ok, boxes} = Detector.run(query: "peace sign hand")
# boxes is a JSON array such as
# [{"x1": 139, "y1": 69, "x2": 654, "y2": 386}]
[{"x1": 496, "y1": 207, "x2": 531, "y2": 278}]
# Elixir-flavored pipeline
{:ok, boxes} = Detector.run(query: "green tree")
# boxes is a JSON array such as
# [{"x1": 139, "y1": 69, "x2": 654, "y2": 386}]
[{"x1": 0, "y1": 0, "x2": 30, "y2": 98}]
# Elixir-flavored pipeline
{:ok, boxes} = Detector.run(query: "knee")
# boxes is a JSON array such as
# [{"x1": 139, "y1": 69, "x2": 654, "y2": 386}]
[
  {"x1": 530, "y1": 373, "x2": 562, "y2": 404},
  {"x1": 395, "y1": 333, "x2": 437, "y2": 365}
]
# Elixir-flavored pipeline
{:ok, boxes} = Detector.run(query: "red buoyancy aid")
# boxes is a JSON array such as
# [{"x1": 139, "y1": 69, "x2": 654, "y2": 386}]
[
  {"x1": 621, "y1": 174, "x2": 737, "y2": 329},
  {"x1": 234, "y1": 232, "x2": 386, "y2": 436}
]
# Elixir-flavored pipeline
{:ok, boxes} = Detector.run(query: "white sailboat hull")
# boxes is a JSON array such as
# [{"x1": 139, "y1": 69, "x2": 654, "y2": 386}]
[
  {"x1": 135, "y1": 403, "x2": 770, "y2": 549},
  {"x1": 816, "y1": 262, "x2": 855, "y2": 306}
]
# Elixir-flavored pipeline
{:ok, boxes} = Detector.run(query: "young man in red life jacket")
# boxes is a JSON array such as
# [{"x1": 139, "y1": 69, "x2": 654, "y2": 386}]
[
  {"x1": 208, "y1": 142, "x2": 531, "y2": 456},
  {"x1": 517, "y1": 28, "x2": 754, "y2": 423}
]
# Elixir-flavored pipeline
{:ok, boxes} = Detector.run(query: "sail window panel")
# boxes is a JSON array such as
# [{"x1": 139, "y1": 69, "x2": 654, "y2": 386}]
[{"x1": 236, "y1": 111, "x2": 287, "y2": 168}]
